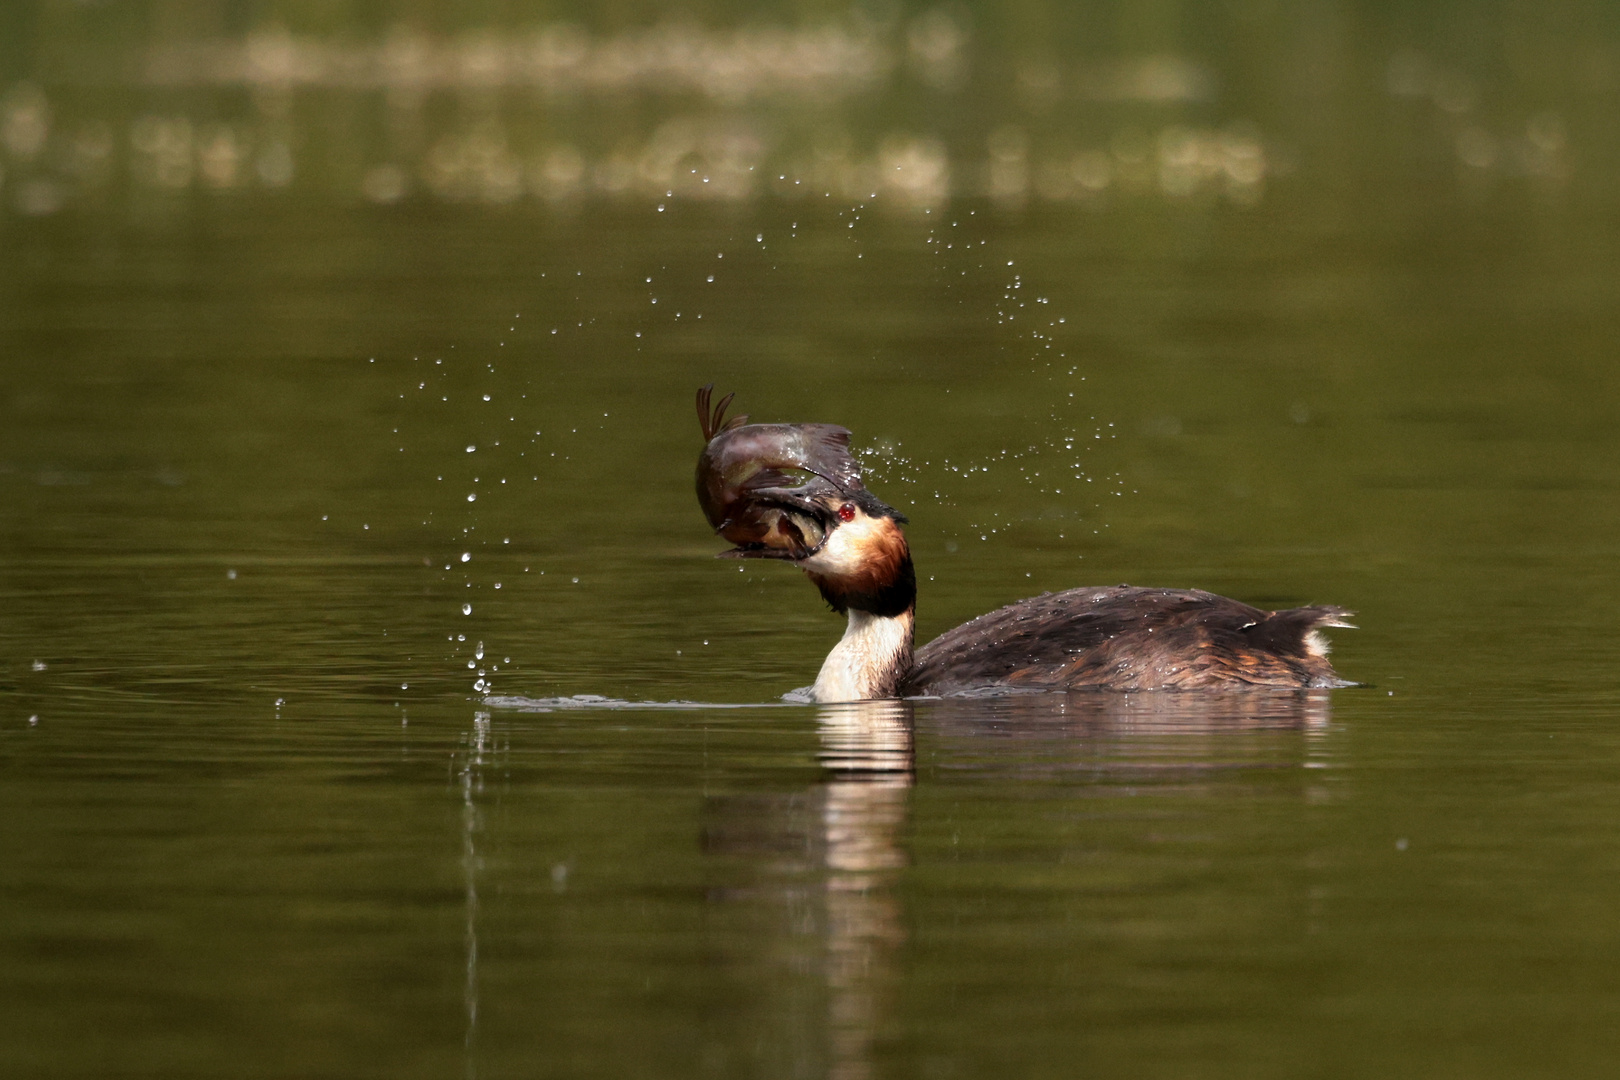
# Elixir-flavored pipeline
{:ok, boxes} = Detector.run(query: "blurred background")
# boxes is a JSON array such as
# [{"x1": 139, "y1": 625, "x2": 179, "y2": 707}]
[
  {"x1": 6, "y1": 3, "x2": 1620, "y2": 1079},
  {"x1": 0, "y1": 1, "x2": 1601, "y2": 216}
]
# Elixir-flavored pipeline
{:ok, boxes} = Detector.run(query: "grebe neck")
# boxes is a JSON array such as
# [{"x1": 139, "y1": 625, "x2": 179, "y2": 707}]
[
  {"x1": 811, "y1": 607, "x2": 915, "y2": 703},
  {"x1": 797, "y1": 502, "x2": 916, "y2": 702}
]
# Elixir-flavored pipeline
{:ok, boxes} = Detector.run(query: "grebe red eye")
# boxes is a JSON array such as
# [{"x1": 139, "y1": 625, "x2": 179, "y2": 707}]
[{"x1": 837, "y1": 504, "x2": 856, "y2": 523}]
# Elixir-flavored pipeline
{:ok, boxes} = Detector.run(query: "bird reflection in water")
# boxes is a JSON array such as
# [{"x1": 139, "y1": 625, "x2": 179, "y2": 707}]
[
  {"x1": 701, "y1": 700, "x2": 914, "y2": 1080},
  {"x1": 920, "y1": 689, "x2": 1338, "y2": 804},
  {"x1": 701, "y1": 689, "x2": 1340, "y2": 1076},
  {"x1": 924, "y1": 685, "x2": 1335, "y2": 738},
  {"x1": 817, "y1": 701, "x2": 912, "y2": 1080},
  {"x1": 464, "y1": 687, "x2": 1334, "y2": 1074}
]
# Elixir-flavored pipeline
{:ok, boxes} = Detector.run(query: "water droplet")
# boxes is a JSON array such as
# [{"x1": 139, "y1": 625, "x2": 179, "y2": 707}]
[
  {"x1": 475, "y1": 642, "x2": 485, "y2": 660},
  {"x1": 460, "y1": 552, "x2": 471, "y2": 563},
  {"x1": 466, "y1": 445, "x2": 476, "y2": 453},
  {"x1": 31, "y1": 660, "x2": 46, "y2": 672},
  {"x1": 467, "y1": 494, "x2": 476, "y2": 502},
  {"x1": 462, "y1": 603, "x2": 472, "y2": 615}
]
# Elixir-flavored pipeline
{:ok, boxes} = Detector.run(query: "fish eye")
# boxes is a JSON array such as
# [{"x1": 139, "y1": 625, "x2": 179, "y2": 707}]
[{"x1": 837, "y1": 504, "x2": 856, "y2": 523}]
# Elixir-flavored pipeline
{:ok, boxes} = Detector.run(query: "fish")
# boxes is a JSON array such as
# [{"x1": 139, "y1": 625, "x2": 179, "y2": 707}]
[{"x1": 694, "y1": 384, "x2": 863, "y2": 559}]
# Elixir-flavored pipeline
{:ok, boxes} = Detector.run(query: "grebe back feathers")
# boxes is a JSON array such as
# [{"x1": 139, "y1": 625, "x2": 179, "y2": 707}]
[{"x1": 905, "y1": 586, "x2": 1352, "y2": 695}]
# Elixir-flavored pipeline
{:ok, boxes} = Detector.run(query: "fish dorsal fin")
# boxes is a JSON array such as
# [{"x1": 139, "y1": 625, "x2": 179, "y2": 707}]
[{"x1": 696, "y1": 384, "x2": 750, "y2": 442}]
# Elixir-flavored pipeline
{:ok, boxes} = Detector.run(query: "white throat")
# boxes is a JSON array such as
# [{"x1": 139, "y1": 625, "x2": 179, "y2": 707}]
[{"x1": 811, "y1": 609, "x2": 915, "y2": 703}]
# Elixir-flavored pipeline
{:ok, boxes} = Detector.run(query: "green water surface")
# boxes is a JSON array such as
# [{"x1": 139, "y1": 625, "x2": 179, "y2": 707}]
[{"x1": 6, "y1": 4, "x2": 1620, "y2": 1077}]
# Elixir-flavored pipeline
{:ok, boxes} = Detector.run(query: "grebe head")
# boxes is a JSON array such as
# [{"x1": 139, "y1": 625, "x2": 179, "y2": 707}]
[
  {"x1": 694, "y1": 384, "x2": 858, "y2": 559},
  {"x1": 791, "y1": 488, "x2": 914, "y2": 617},
  {"x1": 695, "y1": 385, "x2": 916, "y2": 617}
]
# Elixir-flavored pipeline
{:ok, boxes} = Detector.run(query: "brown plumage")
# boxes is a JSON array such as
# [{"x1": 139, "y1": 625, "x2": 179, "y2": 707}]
[{"x1": 903, "y1": 586, "x2": 1352, "y2": 695}]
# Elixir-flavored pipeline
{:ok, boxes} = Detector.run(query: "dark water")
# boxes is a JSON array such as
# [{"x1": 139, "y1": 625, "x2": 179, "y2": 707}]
[{"x1": 7, "y1": 3, "x2": 1620, "y2": 1077}]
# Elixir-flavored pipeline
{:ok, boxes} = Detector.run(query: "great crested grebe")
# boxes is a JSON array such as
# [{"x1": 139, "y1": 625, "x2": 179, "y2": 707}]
[{"x1": 695, "y1": 387, "x2": 1354, "y2": 702}]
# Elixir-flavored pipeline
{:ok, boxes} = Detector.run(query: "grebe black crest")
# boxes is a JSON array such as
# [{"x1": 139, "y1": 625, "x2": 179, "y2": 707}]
[{"x1": 694, "y1": 385, "x2": 1354, "y2": 703}]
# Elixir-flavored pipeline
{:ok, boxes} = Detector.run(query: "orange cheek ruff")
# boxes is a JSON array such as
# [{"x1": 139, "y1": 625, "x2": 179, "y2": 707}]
[{"x1": 806, "y1": 516, "x2": 912, "y2": 601}]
